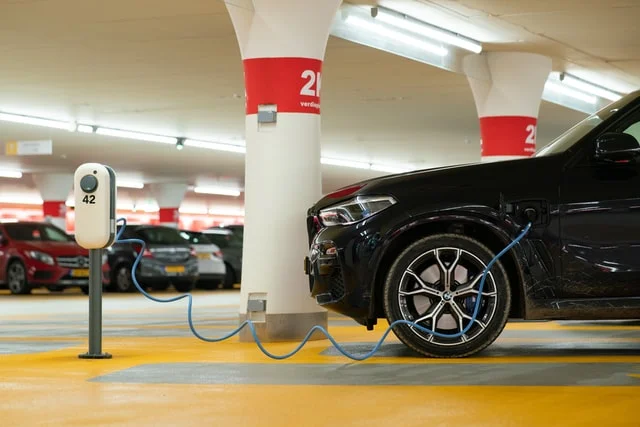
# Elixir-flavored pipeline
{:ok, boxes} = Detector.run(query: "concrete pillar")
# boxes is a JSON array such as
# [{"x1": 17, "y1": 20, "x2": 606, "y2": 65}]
[
  {"x1": 150, "y1": 183, "x2": 187, "y2": 228},
  {"x1": 464, "y1": 52, "x2": 552, "y2": 162},
  {"x1": 32, "y1": 173, "x2": 73, "y2": 231},
  {"x1": 226, "y1": 0, "x2": 342, "y2": 341}
]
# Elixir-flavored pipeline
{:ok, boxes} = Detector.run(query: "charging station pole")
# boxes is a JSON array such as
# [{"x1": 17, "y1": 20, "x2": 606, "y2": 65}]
[{"x1": 78, "y1": 249, "x2": 112, "y2": 359}]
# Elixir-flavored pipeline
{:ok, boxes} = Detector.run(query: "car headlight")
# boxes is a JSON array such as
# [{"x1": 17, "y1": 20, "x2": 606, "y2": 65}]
[
  {"x1": 26, "y1": 251, "x2": 55, "y2": 266},
  {"x1": 318, "y1": 196, "x2": 397, "y2": 226}
]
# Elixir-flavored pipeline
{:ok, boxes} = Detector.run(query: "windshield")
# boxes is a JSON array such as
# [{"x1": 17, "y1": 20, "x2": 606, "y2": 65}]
[
  {"x1": 536, "y1": 91, "x2": 640, "y2": 156},
  {"x1": 4, "y1": 223, "x2": 72, "y2": 242},
  {"x1": 179, "y1": 231, "x2": 213, "y2": 245},
  {"x1": 137, "y1": 227, "x2": 187, "y2": 245}
]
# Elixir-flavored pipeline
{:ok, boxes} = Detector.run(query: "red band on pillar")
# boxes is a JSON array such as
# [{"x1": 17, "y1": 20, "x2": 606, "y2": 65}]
[
  {"x1": 43, "y1": 201, "x2": 66, "y2": 218},
  {"x1": 480, "y1": 116, "x2": 537, "y2": 157},
  {"x1": 159, "y1": 207, "x2": 179, "y2": 223},
  {"x1": 243, "y1": 57, "x2": 323, "y2": 115}
]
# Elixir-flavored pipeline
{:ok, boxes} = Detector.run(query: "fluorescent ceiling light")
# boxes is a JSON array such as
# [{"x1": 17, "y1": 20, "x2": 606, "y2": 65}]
[
  {"x1": 209, "y1": 207, "x2": 245, "y2": 216},
  {"x1": 184, "y1": 139, "x2": 246, "y2": 154},
  {"x1": 0, "y1": 169, "x2": 23, "y2": 179},
  {"x1": 179, "y1": 206, "x2": 209, "y2": 215},
  {"x1": 0, "y1": 112, "x2": 76, "y2": 131},
  {"x1": 374, "y1": 7, "x2": 482, "y2": 54},
  {"x1": 560, "y1": 73, "x2": 623, "y2": 102},
  {"x1": 544, "y1": 80, "x2": 597, "y2": 105},
  {"x1": 193, "y1": 186, "x2": 242, "y2": 197},
  {"x1": 77, "y1": 124, "x2": 95, "y2": 133},
  {"x1": 117, "y1": 180, "x2": 144, "y2": 189},
  {"x1": 321, "y1": 157, "x2": 371, "y2": 169},
  {"x1": 344, "y1": 15, "x2": 448, "y2": 57},
  {"x1": 96, "y1": 127, "x2": 178, "y2": 144},
  {"x1": 370, "y1": 164, "x2": 411, "y2": 173},
  {"x1": 0, "y1": 194, "x2": 43, "y2": 205}
]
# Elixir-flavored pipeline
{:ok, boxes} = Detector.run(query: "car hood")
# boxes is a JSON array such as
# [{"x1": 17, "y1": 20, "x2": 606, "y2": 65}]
[
  {"x1": 15, "y1": 241, "x2": 87, "y2": 256},
  {"x1": 311, "y1": 155, "x2": 559, "y2": 211}
]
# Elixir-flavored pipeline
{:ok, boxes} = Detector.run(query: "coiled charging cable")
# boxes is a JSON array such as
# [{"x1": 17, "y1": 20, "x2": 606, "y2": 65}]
[{"x1": 115, "y1": 218, "x2": 531, "y2": 360}]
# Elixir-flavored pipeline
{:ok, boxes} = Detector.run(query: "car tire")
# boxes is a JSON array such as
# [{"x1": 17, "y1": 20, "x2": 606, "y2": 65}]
[
  {"x1": 383, "y1": 233, "x2": 511, "y2": 358},
  {"x1": 222, "y1": 265, "x2": 236, "y2": 289},
  {"x1": 7, "y1": 260, "x2": 31, "y2": 295},
  {"x1": 114, "y1": 264, "x2": 135, "y2": 293},
  {"x1": 47, "y1": 285, "x2": 64, "y2": 292},
  {"x1": 173, "y1": 281, "x2": 194, "y2": 293}
]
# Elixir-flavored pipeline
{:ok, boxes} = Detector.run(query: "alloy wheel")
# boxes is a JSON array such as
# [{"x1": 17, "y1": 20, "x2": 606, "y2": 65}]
[
  {"x1": 8, "y1": 262, "x2": 28, "y2": 294},
  {"x1": 396, "y1": 246, "x2": 498, "y2": 346}
]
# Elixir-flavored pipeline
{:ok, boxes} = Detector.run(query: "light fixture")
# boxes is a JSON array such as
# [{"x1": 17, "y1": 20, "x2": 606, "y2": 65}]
[
  {"x1": 321, "y1": 157, "x2": 371, "y2": 170},
  {"x1": 370, "y1": 164, "x2": 412, "y2": 173},
  {"x1": 344, "y1": 15, "x2": 448, "y2": 57},
  {"x1": 559, "y1": 73, "x2": 624, "y2": 102},
  {"x1": 77, "y1": 124, "x2": 95, "y2": 133},
  {"x1": 373, "y1": 6, "x2": 482, "y2": 54},
  {"x1": 117, "y1": 180, "x2": 144, "y2": 189},
  {"x1": 0, "y1": 112, "x2": 76, "y2": 131},
  {"x1": 95, "y1": 127, "x2": 178, "y2": 144},
  {"x1": 179, "y1": 206, "x2": 209, "y2": 215},
  {"x1": 0, "y1": 194, "x2": 43, "y2": 205},
  {"x1": 184, "y1": 139, "x2": 246, "y2": 154},
  {"x1": 176, "y1": 138, "x2": 185, "y2": 150},
  {"x1": 193, "y1": 186, "x2": 242, "y2": 197},
  {"x1": 544, "y1": 80, "x2": 598, "y2": 105},
  {"x1": 0, "y1": 169, "x2": 23, "y2": 179},
  {"x1": 208, "y1": 207, "x2": 245, "y2": 216}
]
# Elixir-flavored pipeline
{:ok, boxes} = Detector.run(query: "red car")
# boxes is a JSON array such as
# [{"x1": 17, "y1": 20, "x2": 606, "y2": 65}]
[{"x1": 0, "y1": 221, "x2": 110, "y2": 294}]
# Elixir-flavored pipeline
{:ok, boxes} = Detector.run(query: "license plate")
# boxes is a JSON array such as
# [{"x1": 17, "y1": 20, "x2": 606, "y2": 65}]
[
  {"x1": 197, "y1": 253, "x2": 211, "y2": 260},
  {"x1": 165, "y1": 265, "x2": 185, "y2": 273},
  {"x1": 71, "y1": 269, "x2": 90, "y2": 277}
]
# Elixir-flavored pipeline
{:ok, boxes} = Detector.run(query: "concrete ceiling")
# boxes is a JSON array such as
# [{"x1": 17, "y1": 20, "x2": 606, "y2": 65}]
[{"x1": 0, "y1": 0, "x2": 637, "y2": 209}]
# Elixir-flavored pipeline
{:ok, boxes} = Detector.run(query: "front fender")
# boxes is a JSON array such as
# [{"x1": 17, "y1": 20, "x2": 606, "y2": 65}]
[{"x1": 367, "y1": 206, "x2": 537, "y2": 320}]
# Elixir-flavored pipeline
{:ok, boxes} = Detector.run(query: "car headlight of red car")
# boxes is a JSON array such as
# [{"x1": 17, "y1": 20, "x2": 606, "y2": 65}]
[
  {"x1": 318, "y1": 195, "x2": 397, "y2": 226},
  {"x1": 26, "y1": 250, "x2": 55, "y2": 266}
]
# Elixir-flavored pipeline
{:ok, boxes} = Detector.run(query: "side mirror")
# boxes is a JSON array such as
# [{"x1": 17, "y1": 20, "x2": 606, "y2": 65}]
[{"x1": 594, "y1": 132, "x2": 640, "y2": 163}]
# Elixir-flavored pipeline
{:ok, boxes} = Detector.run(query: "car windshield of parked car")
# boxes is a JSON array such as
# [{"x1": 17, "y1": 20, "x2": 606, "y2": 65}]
[
  {"x1": 137, "y1": 227, "x2": 187, "y2": 245},
  {"x1": 4, "y1": 223, "x2": 72, "y2": 242},
  {"x1": 179, "y1": 231, "x2": 213, "y2": 245},
  {"x1": 535, "y1": 92, "x2": 639, "y2": 157}
]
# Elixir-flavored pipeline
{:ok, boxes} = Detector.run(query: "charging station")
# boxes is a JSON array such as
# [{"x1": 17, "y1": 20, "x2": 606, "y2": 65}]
[{"x1": 74, "y1": 162, "x2": 117, "y2": 359}]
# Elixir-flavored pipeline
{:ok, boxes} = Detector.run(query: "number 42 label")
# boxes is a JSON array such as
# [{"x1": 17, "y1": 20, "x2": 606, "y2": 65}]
[{"x1": 82, "y1": 195, "x2": 96, "y2": 204}]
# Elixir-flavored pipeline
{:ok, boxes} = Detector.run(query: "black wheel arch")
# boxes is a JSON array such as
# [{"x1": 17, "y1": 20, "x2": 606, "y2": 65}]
[{"x1": 368, "y1": 210, "x2": 535, "y2": 323}]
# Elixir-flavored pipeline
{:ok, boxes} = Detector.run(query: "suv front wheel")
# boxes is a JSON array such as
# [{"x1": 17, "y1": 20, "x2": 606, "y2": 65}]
[{"x1": 383, "y1": 233, "x2": 511, "y2": 358}]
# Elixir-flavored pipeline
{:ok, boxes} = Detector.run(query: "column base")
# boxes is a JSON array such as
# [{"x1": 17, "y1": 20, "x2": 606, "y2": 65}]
[{"x1": 238, "y1": 311, "x2": 328, "y2": 342}]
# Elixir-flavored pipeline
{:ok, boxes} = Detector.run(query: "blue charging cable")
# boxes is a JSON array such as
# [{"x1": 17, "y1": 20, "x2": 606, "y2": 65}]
[{"x1": 115, "y1": 218, "x2": 531, "y2": 360}]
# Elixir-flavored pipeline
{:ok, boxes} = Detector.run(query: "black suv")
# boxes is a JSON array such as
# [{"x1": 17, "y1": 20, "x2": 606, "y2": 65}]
[
  {"x1": 305, "y1": 90, "x2": 640, "y2": 358},
  {"x1": 106, "y1": 224, "x2": 198, "y2": 293}
]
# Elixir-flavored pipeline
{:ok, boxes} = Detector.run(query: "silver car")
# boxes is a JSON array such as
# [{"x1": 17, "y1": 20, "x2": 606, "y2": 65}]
[{"x1": 179, "y1": 230, "x2": 226, "y2": 289}]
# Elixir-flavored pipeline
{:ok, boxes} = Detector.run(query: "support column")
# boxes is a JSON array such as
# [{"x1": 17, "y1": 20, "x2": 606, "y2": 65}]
[
  {"x1": 150, "y1": 183, "x2": 187, "y2": 228},
  {"x1": 32, "y1": 173, "x2": 73, "y2": 231},
  {"x1": 464, "y1": 52, "x2": 552, "y2": 162},
  {"x1": 226, "y1": 0, "x2": 342, "y2": 342}
]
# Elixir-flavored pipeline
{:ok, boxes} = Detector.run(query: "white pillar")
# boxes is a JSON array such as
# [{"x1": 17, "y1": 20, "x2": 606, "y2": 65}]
[
  {"x1": 226, "y1": 0, "x2": 342, "y2": 341},
  {"x1": 464, "y1": 52, "x2": 552, "y2": 162},
  {"x1": 32, "y1": 173, "x2": 73, "y2": 232},
  {"x1": 150, "y1": 183, "x2": 187, "y2": 228}
]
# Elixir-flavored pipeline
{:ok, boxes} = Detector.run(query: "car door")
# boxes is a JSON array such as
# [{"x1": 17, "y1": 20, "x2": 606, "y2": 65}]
[{"x1": 558, "y1": 107, "x2": 640, "y2": 299}]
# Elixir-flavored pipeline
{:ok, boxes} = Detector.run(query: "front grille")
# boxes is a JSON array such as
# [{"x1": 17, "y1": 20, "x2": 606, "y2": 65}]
[
  {"x1": 329, "y1": 270, "x2": 345, "y2": 300},
  {"x1": 57, "y1": 256, "x2": 89, "y2": 268}
]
